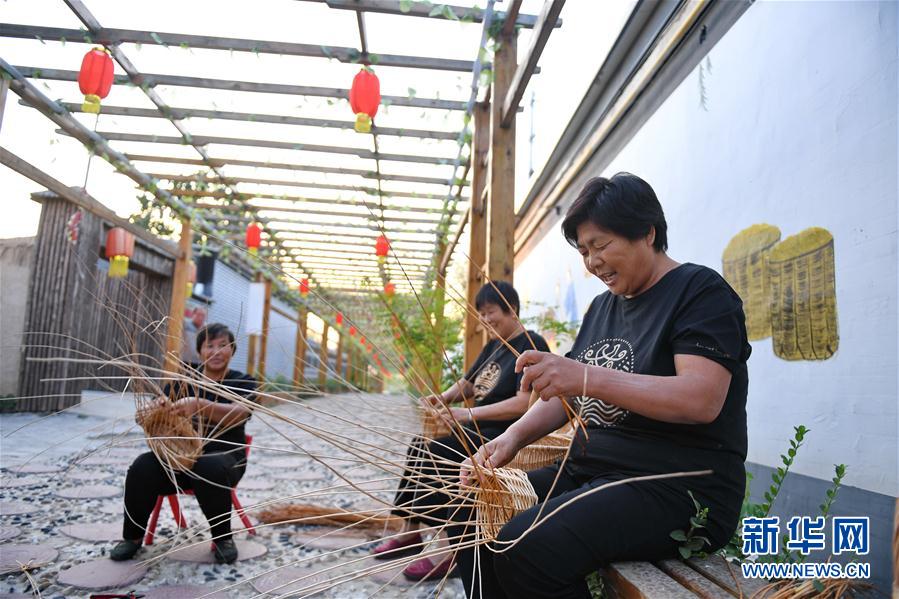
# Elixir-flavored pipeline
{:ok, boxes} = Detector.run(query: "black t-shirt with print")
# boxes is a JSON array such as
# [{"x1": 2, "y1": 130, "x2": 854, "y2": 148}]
[
  {"x1": 163, "y1": 366, "x2": 257, "y2": 455},
  {"x1": 464, "y1": 330, "x2": 550, "y2": 427},
  {"x1": 565, "y1": 263, "x2": 751, "y2": 487}
]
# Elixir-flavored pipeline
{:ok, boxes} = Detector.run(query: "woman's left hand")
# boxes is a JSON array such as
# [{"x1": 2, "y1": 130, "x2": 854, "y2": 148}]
[{"x1": 516, "y1": 350, "x2": 591, "y2": 400}]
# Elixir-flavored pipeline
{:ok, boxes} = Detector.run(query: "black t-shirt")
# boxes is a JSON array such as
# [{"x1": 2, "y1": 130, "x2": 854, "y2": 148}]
[
  {"x1": 566, "y1": 263, "x2": 751, "y2": 482},
  {"x1": 464, "y1": 330, "x2": 550, "y2": 427},
  {"x1": 162, "y1": 367, "x2": 257, "y2": 455}
]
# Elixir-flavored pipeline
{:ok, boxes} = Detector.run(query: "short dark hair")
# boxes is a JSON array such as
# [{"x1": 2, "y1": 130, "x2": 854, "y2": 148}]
[
  {"x1": 561, "y1": 173, "x2": 668, "y2": 252},
  {"x1": 196, "y1": 323, "x2": 236, "y2": 354},
  {"x1": 475, "y1": 281, "x2": 520, "y2": 315}
]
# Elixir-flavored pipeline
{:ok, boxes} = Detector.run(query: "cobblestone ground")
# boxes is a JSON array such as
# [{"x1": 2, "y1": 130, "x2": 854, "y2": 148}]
[{"x1": 0, "y1": 390, "x2": 466, "y2": 598}]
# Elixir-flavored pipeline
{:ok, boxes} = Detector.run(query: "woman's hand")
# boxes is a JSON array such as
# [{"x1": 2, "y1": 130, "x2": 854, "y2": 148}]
[
  {"x1": 459, "y1": 431, "x2": 521, "y2": 487},
  {"x1": 418, "y1": 394, "x2": 443, "y2": 409},
  {"x1": 439, "y1": 406, "x2": 472, "y2": 428},
  {"x1": 172, "y1": 397, "x2": 204, "y2": 417},
  {"x1": 516, "y1": 350, "x2": 591, "y2": 401}
]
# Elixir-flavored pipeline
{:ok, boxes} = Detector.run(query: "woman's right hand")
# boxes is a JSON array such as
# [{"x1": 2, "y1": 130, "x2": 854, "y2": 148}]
[{"x1": 459, "y1": 431, "x2": 521, "y2": 487}]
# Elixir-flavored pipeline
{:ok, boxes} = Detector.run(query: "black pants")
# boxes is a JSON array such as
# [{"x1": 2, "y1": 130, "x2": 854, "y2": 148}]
[
  {"x1": 122, "y1": 449, "x2": 246, "y2": 542},
  {"x1": 392, "y1": 424, "x2": 507, "y2": 527},
  {"x1": 449, "y1": 463, "x2": 742, "y2": 599}
]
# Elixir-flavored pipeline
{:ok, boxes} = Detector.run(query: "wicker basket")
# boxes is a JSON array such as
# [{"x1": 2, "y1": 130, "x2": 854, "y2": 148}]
[
  {"x1": 507, "y1": 430, "x2": 574, "y2": 471},
  {"x1": 135, "y1": 405, "x2": 202, "y2": 472},
  {"x1": 474, "y1": 467, "x2": 538, "y2": 541},
  {"x1": 722, "y1": 224, "x2": 782, "y2": 341},
  {"x1": 768, "y1": 227, "x2": 838, "y2": 360}
]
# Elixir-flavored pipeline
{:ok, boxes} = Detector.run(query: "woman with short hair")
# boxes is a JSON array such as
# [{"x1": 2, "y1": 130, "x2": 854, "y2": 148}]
[
  {"x1": 110, "y1": 323, "x2": 256, "y2": 565},
  {"x1": 452, "y1": 173, "x2": 751, "y2": 598},
  {"x1": 371, "y1": 281, "x2": 551, "y2": 581}
]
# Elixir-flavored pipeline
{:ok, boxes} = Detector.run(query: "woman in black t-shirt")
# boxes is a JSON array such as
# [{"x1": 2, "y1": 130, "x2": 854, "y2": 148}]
[
  {"x1": 453, "y1": 173, "x2": 752, "y2": 599},
  {"x1": 110, "y1": 323, "x2": 256, "y2": 565},
  {"x1": 371, "y1": 282, "x2": 550, "y2": 581}
]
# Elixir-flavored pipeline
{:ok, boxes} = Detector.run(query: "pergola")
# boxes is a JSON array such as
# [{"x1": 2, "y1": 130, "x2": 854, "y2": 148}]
[{"x1": 1, "y1": 0, "x2": 566, "y2": 385}]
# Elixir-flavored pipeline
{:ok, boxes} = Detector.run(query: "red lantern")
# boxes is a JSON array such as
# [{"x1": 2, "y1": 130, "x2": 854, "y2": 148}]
[
  {"x1": 349, "y1": 326, "x2": 357, "y2": 337},
  {"x1": 299, "y1": 278, "x2": 310, "y2": 298},
  {"x1": 78, "y1": 48, "x2": 114, "y2": 114},
  {"x1": 349, "y1": 67, "x2": 380, "y2": 133},
  {"x1": 186, "y1": 260, "x2": 197, "y2": 297},
  {"x1": 375, "y1": 234, "x2": 389, "y2": 264},
  {"x1": 245, "y1": 223, "x2": 262, "y2": 255},
  {"x1": 336, "y1": 312, "x2": 344, "y2": 326},
  {"x1": 105, "y1": 227, "x2": 135, "y2": 278},
  {"x1": 384, "y1": 282, "x2": 396, "y2": 298},
  {"x1": 360, "y1": 336, "x2": 366, "y2": 346}
]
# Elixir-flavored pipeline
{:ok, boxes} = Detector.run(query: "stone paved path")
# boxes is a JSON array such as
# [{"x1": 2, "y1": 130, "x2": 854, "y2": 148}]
[{"x1": 1, "y1": 390, "x2": 465, "y2": 598}]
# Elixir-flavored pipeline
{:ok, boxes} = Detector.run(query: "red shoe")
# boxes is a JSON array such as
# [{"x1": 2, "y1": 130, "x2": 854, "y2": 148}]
[
  {"x1": 402, "y1": 555, "x2": 456, "y2": 581},
  {"x1": 371, "y1": 533, "x2": 422, "y2": 560}
]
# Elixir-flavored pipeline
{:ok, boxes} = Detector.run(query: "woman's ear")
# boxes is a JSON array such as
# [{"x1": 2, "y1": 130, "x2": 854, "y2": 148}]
[{"x1": 646, "y1": 226, "x2": 656, "y2": 248}]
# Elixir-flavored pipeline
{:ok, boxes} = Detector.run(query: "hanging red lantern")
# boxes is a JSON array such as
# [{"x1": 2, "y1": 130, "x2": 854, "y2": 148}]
[
  {"x1": 186, "y1": 260, "x2": 197, "y2": 297},
  {"x1": 384, "y1": 282, "x2": 396, "y2": 298},
  {"x1": 336, "y1": 312, "x2": 344, "y2": 326},
  {"x1": 105, "y1": 227, "x2": 135, "y2": 278},
  {"x1": 360, "y1": 336, "x2": 366, "y2": 346},
  {"x1": 375, "y1": 234, "x2": 389, "y2": 264},
  {"x1": 245, "y1": 223, "x2": 262, "y2": 255},
  {"x1": 349, "y1": 67, "x2": 380, "y2": 133},
  {"x1": 349, "y1": 326, "x2": 357, "y2": 337},
  {"x1": 299, "y1": 278, "x2": 310, "y2": 298},
  {"x1": 78, "y1": 47, "x2": 114, "y2": 114}
]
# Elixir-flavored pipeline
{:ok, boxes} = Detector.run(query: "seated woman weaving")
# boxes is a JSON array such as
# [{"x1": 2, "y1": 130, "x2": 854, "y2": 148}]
[
  {"x1": 452, "y1": 173, "x2": 751, "y2": 599},
  {"x1": 110, "y1": 323, "x2": 256, "y2": 565},
  {"x1": 371, "y1": 281, "x2": 550, "y2": 581}
]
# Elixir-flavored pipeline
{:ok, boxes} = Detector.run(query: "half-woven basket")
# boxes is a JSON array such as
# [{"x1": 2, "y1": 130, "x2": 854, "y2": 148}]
[
  {"x1": 136, "y1": 404, "x2": 202, "y2": 472},
  {"x1": 421, "y1": 408, "x2": 452, "y2": 440},
  {"x1": 474, "y1": 467, "x2": 538, "y2": 541},
  {"x1": 507, "y1": 429, "x2": 574, "y2": 471}
]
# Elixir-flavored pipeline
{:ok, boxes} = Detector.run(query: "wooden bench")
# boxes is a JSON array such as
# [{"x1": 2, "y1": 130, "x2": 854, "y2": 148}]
[{"x1": 602, "y1": 555, "x2": 768, "y2": 598}]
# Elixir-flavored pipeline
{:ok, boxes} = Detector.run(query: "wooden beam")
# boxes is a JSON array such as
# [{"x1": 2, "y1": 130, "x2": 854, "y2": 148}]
[
  {"x1": 13, "y1": 64, "x2": 466, "y2": 110},
  {"x1": 464, "y1": 102, "x2": 490, "y2": 371},
  {"x1": 0, "y1": 147, "x2": 179, "y2": 258},
  {"x1": 486, "y1": 30, "x2": 517, "y2": 284},
  {"x1": 293, "y1": 307, "x2": 308, "y2": 387},
  {"x1": 317, "y1": 322, "x2": 330, "y2": 389},
  {"x1": 57, "y1": 102, "x2": 458, "y2": 140},
  {"x1": 0, "y1": 77, "x2": 8, "y2": 132},
  {"x1": 164, "y1": 218, "x2": 192, "y2": 373},
  {"x1": 156, "y1": 176, "x2": 467, "y2": 202},
  {"x1": 277, "y1": 231, "x2": 435, "y2": 249},
  {"x1": 55, "y1": 129, "x2": 463, "y2": 166},
  {"x1": 438, "y1": 207, "x2": 468, "y2": 274},
  {"x1": 197, "y1": 204, "x2": 453, "y2": 227},
  {"x1": 126, "y1": 153, "x2": 467, "y2": 186},
  {"x1": 286, "y1": 248, "x2": 433, "y2": 263},
  {"x1": 257, "y1": 278, "x2": 273, "y2": 380},
  {"x1": 2, "y1": 24, "x2": 476, "y2": 72},
  {"x1": 306, "y1": 0, "x2": 560, "y2": 29},
  {"x1": 501, "y1": 0, "x2": 566, "y2": 129}
]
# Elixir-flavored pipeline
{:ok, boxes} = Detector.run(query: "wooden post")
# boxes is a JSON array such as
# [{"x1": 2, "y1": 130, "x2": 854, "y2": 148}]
[
  {"x1": 293, "y1": 307, "x2": 307, "y2": 388},
  {"x1": 335, "y1": 332, "x2": 344, "y2": 388},
  {"x1": 465, "y1": 102, "x2": 491, "y2": 371},
  {"x1": 432, "y1": 253, "x2": 447, "y2": 386},
  {"x1": 317, "y1": 322, "x2": 330, "y2": 390},
  {"x1": 486, "y1": 28, "x2": 517, "y2": 285},
  {"x1": 246, "y1": 272, "x2": 261, "y2": 375},
  {"x1": 257, "y1": 277, "x2": 272, "y2": 380},
  {"x1": 164, "y1": 217, "x2": 192, "y2": 373},
  {"x1": 347, "y1": 345, "x2": 355, "y2": 387}
]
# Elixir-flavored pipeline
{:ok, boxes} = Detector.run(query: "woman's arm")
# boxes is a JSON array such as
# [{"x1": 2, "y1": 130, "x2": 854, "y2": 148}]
[
  {"x1": 460, "y1": 397, "x2": 567, "y2": 485},
  {"x1": 421, "y1": 378, "x2": 475, "y2": 407},
  {"x1": 446, "y1": 389, "x2": 530, "y2": 424},
  {"x1": 174, "y1": 397, "x2": 252, "y2": 429},
  {"x1": 516, "y1": 350, "x2": 732, "y2": 425}
]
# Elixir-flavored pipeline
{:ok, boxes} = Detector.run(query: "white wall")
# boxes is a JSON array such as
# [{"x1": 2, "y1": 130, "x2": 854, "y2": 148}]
[{"x1": 516, "y1": 1, "x2": 897, "y2": 496}]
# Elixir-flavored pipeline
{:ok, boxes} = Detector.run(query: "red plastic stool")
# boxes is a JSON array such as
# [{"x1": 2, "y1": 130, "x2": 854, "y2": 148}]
[{"x1": 144, "y1": 434, "x2": 257, "y2": 545}]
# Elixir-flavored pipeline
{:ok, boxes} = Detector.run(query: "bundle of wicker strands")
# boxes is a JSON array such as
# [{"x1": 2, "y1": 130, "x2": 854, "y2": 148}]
[
  {"x1": 135, "y1": 402, "x2": 202, "y2": 472},
  {"x1": 507, "y1": 429, "x2": 575, "y2": 471},
  {"x1": 473, "y1": 467, "x2": 538, "y2": 541}
]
